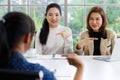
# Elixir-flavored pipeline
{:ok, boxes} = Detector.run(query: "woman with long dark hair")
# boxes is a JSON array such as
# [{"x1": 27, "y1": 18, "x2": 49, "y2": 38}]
[{"x1": 35, "y1": 3, "x2": 73, "y2": 55}]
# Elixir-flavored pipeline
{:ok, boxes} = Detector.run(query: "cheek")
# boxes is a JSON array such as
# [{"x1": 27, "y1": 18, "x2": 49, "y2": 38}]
[
  {"x1": 89, "y1": 21, "x2": 92, "y2": 26},
  {"x1": 98, "y1": 21, "x2": 103, "y2": 26},
  {"x1": 46, "y1": 16, "x2": 51, "y2": 21},
  {"x1": 46, "y1": 18, "x2": 51, "y2": 23}
]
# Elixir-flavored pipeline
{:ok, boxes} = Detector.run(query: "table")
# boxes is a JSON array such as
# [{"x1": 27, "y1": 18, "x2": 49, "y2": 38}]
[{"x1": 26, "y1": 55, "x2": 120, "y2": 80}]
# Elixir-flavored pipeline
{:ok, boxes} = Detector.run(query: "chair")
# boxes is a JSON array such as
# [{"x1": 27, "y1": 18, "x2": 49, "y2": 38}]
[{"x1": 0, "y1": 69, "x2": 39, "y2": 80}]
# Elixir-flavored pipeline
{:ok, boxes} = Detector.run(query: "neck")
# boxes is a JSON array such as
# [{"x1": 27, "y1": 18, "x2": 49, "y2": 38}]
[
  {"x1": 49, "y1": 25, "x2": 58, "y2": 28},
  {"x1": 93, "y1": 30, "x2": 99, "y2": 32},
  {"x1": 11, "y1": 44, "x2": 27, "y2": 54}
]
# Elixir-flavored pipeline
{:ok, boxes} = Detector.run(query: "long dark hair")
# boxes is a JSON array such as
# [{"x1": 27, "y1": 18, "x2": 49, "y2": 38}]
[
  {"x1": 39, "y1": 3, "x2": 62, "y2": 45},
  {"x1": 0, "y1": 12, "x2": 35, "y2": 68},
  {"x1": 0, "y1": 20, "x2": 9, "y2": 68},
  {"x1": 87, "y1": 6, "x2": 108, "y2": 39}
]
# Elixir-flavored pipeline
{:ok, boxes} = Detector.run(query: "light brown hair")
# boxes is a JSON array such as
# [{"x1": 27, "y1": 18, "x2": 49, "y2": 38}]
[{"x1": 87, "y1": 6, "x2": 108, "y2": 38}]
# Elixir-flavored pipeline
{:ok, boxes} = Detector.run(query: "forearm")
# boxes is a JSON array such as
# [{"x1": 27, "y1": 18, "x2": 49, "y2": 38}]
[
  {"x1": 76, "y1": 39, "x2": 85, "y2": 50},
  {"x1": 74, "y1": 66, "x2": 84, "y2": 80},
  {"x1": 64, "y1": 36, "x2": 73, "y2": 53}
]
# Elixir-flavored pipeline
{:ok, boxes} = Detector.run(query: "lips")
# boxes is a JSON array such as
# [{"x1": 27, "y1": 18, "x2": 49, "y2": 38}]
[
  {"x1": 92, "y1": 25, "x2": 98, "y2": 28},
  {"x1": 51, "y1": 21, "x2": 57, "y2": 23}
]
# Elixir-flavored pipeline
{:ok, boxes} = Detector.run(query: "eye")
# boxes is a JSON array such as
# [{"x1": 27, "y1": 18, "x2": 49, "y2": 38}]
[
  {"x1": 56, "y1": 13, "x2": 60, "y2": 16},
  {"x1": 96, "y1": 17, "x2": 101, "y2": 21},
  {"x1": 89, "y1": 17, "x2": 93, "y2": 20},
  {"x1": 48, "y1": 14, "x2": 52, "y2": 16}
]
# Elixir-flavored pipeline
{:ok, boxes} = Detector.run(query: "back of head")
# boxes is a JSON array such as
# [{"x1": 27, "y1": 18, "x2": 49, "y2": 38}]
[
  {"x1": 0, "y1": 19, "x2": 8, "y2": 53},
  {"x1": 3, "y1": 12, "x2": 35, "y2": 48},
  {"x1": 0, "y1": 12, "x2": 35, "y2": 68}
]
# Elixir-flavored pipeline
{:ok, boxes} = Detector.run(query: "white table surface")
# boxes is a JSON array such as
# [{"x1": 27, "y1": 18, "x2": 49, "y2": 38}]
[{"x1": 26, "y1": 55, "x2": 120, "y2": 80}]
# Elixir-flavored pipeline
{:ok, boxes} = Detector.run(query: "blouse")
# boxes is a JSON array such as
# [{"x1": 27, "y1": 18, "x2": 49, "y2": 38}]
[
  {"x1": 35, "y1": 25, "x2": 73, "y2": 55},
  {"x1": 8, "y1": 50, "x2": 56, "y2": 80}
]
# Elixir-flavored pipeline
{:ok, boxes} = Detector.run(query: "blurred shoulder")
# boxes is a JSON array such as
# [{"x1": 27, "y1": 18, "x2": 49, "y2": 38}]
[
  {"x1": 106, "y1": 29, "x2": 116, "y2": 35},
  {"x1": 59, "y1": 25, "x2": 72, "y2": 32}
]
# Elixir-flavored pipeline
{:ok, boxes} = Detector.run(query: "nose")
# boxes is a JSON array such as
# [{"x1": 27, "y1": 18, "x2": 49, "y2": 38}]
[
  {"x1": 93, "y1": 20, "x2": 96, "y2": 24},
  {"x1": 52, "y1": 15, "x2": 56, "y2": 19}
]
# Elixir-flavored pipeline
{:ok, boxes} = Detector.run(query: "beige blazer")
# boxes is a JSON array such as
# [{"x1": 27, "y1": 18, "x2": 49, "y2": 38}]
[{"x1": 75, "y1": 30, "x2": 117, "y2": 55}]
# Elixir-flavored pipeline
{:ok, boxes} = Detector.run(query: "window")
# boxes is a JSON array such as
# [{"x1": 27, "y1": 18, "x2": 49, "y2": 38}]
[{"x1": 0, "y1": 0, "x2": 120, "y2": 47}]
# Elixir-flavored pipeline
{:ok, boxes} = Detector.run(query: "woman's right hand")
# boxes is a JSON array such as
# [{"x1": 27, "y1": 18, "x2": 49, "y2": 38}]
[
  {"x1": 62, "y1": 53, "x2": 83, "y2": 69},
  {"x1": 62, "y1": 53, "x2": 84, "y2": 80},
  {"x1": 77, "y1": 37, "x2": 98, "y2": 49}
]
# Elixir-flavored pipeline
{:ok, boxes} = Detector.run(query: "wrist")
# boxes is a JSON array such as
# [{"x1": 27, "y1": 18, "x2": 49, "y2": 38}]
[
  {"x1": 77, "y1": 64, "x2": 84, "y2": 71},
  {"x1": 76, "y1": 42, "x2": 83, "y2": 50},
  {"x1": 76, "y1": 44, "x2": 80, "y2": 49}
]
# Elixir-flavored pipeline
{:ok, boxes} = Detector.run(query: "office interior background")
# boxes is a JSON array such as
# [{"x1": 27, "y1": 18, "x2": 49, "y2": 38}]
[{"x1": 1, "y1": 0, "x2": 120, "y2": 47}]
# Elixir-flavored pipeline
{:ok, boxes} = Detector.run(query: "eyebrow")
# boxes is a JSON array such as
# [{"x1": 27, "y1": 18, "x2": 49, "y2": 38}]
[{"x1": 48, "y1": 12, "x2": 59, "y2": 14}]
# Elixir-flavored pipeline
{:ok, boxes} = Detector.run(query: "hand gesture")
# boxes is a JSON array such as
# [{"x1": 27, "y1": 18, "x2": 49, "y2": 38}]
[
  {"x1": 77, "y1": 37, "x2": 98, "y2": 49},
  {"x1": 62, "y1": 53, "x2": 83, "y2": 68},
  {"x1": 57, "y1": 30, "x2": 71, "y2": 39},
  {"x1": 62, "y1": 53, "x2": 84, "y2": 80}
]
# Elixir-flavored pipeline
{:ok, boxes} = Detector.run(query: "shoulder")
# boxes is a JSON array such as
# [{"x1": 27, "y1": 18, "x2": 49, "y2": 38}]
[
  {"x1": 106, "y1": 29, "x2": 116, "y2": 36},
  {"x1": 106, "y1": 29, "x2": 117, "y2": 39},
  {"x1": 59, "y1": 25, "x2": 72, "y2": 32},
  {"x1": 60, "y1": 25, "x2": 71, "y2": 29}
]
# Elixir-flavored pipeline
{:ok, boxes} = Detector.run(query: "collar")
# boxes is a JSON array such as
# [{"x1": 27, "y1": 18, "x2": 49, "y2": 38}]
[{"x1": 10, "y1": 50, "x2": 27, "y2": 61}]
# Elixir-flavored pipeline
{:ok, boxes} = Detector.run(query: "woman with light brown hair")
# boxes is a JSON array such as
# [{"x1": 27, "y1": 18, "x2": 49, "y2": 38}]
[{"x1": 75, "y1": 6, "x2": 116, "y2": 55}]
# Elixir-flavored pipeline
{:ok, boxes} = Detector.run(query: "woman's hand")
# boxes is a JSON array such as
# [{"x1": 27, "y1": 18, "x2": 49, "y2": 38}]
[
  {"x1": 57, "y1": 30, "x2": 71, "y2": 39},
  {"x1": 62, "y1": 53, "x2": 84, "y2": 80},
  {"x1": 77, "y1": 37, "x2": 98, "y2": 49},
  {"x1": 62, "y1": 53, "x2": 83, "y2": 68}
]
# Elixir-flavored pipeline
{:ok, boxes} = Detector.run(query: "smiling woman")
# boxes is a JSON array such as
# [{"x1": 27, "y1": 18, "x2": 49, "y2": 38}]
[
  {"x1": 35, "y1": 3, "x2": 73, "y2": 55},
  {"x1": 75, "y1": 6, "x2": 117, "y2": 56}
]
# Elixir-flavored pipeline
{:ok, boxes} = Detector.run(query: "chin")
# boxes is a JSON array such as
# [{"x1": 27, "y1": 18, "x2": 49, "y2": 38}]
[{"x1": 93, "y1": 29, "x2": 99, "y2": 32}]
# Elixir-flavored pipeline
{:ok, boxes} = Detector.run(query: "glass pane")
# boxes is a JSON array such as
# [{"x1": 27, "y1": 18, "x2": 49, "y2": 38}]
[
  {"x1": 29, "y1": 0, "x2": 47, "y2": 5},
  {"x1": 86, "y1": 0, "x2": 104, "y2": 4},
  {"x1": 85, "y1": 6, "x2": 94, "y2": 16},
  {"x1": 106, "y1": 6, "x2": 120, "y2": 33},
  {"x1": 48, "y1": 0, "x2": 64, "y2": 4},
  {"x1": 67, "y1": 6, "x2": 84, "y2": 47},
  {"x1": 85, "y1": 6, "x2": 105, "y2": 16},
  {"x1": 11, "y1": 0, "x2": 27, "y2": 5},
  {"x1": 73, "y1": 34, "x2": 80, "y2": 48},
  {"x1": 11, "y1": 6, "x2": 46, "y2": 31},
  {"x1": 0, "y1": 0, "x2": 7, "y2": 5},
  {"x1": 0, "y1": 6, "x2": 7, "y2": 18},
  {"x1": 59, "y1": 6, "x2": 65, "y2": 26},
  {"x1": 28, "y1": 6, "x2": 46, "y2": 31},
  {"x1": 67, "y1": 6, "x2": 84, "y2": 34},
  {"x1": 106, "y1": 0, "x2": 120, "y2": 4},
  {"x1": 11, "y1": 6, "x2": 28, "y2": 13},
  {"x1": 67, "y1": 0, "x2": 84, "y2": 4}
]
